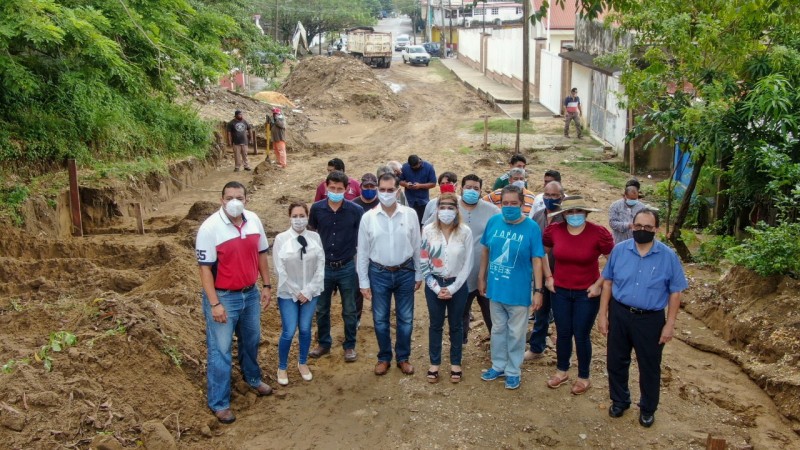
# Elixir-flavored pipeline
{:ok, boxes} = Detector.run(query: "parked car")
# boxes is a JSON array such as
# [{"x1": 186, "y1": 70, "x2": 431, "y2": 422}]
[
  {"x1": 422, "y1": 42, "x2": 442, "y2": 57},
  {"x1": 402, "y1": 45, "x2": 430, "y2": 66},
  {"x1": 394, "y1": 35, "x2": 410, "y2": 51}
]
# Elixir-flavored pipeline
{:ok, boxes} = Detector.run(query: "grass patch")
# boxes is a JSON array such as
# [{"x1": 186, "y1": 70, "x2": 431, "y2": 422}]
[
  {"x1": 428, "y1": 59, "x2": 456, "y2": 81},
  {"x1": 0, "y1": 185, "x2": 29, "y2": 226},
  {"x1": 564, "y1": 161, "x2": 628, "y2": 189},
  {"x1": 458, "y1": 146, "x2": 474, "y2": 155},
  {"x1": 470, "y1": 119, "x2": 536, "y2": 135}
]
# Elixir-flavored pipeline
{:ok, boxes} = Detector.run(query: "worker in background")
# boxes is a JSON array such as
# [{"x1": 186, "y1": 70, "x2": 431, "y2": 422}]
[{"x1": 268, "y1": 107, "x2": 288, "y2": 168}]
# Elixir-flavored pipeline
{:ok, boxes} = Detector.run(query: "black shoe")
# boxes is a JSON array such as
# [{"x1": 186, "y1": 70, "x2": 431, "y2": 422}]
[
  {"x1": 608, "y1": 404, "x2": 628, "y2": 418},
  {"x1": 639, "y1": 412, "x2": 655, "y2": 428},
  {"x1": 244, "y1": 167, "x2": 251, "y2": 171}
]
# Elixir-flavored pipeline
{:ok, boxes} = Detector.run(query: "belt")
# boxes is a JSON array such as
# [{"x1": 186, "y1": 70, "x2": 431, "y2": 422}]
[
  {"x1": 218, "y1": 284, "x2": 256, "y2": 293},
  {"x1": 326, "y1": 257, "x2": 353, "y2": 269},
  {"x1": 433, "y1": 275, "x2": 456, "y2": 285},
  {"x1": 614, "y1": 299, "x2": 662, "y2": 315},
  {"x1": 370, "y1": 258, "x2": 414, "y2": 272}
]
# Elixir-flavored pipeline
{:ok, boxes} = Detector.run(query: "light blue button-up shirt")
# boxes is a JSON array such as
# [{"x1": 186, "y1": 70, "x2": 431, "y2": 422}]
[{"x1": 601, "y1": 239, "x2": 688, "y2": 310}]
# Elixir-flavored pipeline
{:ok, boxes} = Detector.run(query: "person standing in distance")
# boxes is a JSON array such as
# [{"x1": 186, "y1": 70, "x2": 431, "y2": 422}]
[
  {"x1": 195, "y1": 181, "x2": 273, "y2": 424},
  {"x1": 599, "y1": 209, "x2": 688, "y2": 428},
  {"x1": 358, "y1": 172, "x2": 423, "y2": 376},
  {"x1": 227, "y1": 110, "x2": 252, "y2": 172},
  {"x1": 308, "y1": 171, "x2": 364, "y2": 362},
  {"x1": 608, "y1": 183, "x2": 647, "y2": 244},
  {"x1": 563, "y1": 88, "x2": 583, "y2": 139},
  {"x1": 269, "y1": 107, "x2": 288, "y2": 168},
  {"x1": 399, "y1": 155, "x2": 437, "y2": 228},
  {"x1": 478, "y1": 185, "x2": 545, "y2": 390}
]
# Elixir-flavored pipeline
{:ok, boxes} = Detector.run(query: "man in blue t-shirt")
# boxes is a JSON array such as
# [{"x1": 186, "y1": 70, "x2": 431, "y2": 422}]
[
  {"x1": 478, "y1": 185, "x2": 545, "y2": 390},
  {"x1": 399, "y1": 154, "x2": 437, "y2": 227}
]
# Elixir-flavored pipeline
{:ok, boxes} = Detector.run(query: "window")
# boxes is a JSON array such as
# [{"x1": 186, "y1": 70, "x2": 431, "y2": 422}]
[{"x1": 491, "y1": 8, "x2": 499, "y2": 15}]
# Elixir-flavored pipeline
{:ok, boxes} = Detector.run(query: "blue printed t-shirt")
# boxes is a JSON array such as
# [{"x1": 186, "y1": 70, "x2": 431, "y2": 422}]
[
  {"x1": 400, "y1": 160, "x2": 437, "y2": 207},
  {"x1": 480, "y1": 215, "x2": 545, "y2": 306}
]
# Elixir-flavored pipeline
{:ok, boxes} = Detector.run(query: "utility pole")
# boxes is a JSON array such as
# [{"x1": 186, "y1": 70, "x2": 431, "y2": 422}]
[
  {"x1": 522, "y1": 0, "x2": 530, "y2": 120},
  {"x1": 274, "y1": 0, "x2": 279, "y2": 41},
  {"x1": 440, "y1": 0, "x2": 446, "y2": 58}
]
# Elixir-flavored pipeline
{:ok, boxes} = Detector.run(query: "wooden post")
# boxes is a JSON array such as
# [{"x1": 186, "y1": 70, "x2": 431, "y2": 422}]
[
  {"x1": 515, "y1": 119, "x2": 521, "y2": 152},
  {"x1": 628, "y1": 109, "x2": 636, "y2": 175},
  {"x1": 483, "y1": 116, "x2": 489, "y2": 150},
  {"x1": 252, "y1": 129, "x2": 258, "y2": 155},
  {"x1": 522, "y1": 0, "x2": 530, "y2": 120},
  {"x1": 133, "y1": 202, "x2": 144, "y2": 235},
  {"x1": 67, "y1": 159, "x2": 83, "y2": 237},
  {"x1": 705, "y1": 434, "x2": 726, "y2": 450}
]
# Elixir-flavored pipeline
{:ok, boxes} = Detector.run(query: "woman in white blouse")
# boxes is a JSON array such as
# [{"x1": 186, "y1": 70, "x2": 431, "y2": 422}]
[
  {"x1": 272, "y1": 202, "x2": 325, "y2": 385},
  {"x1": 420, "y1": 193, "x2": 473, "y2": 383}
]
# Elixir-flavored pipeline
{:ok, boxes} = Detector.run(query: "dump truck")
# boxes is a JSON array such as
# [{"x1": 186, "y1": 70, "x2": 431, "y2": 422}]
[{"x1": 346, "y1": 27, "x2": 392, "y2": 68}]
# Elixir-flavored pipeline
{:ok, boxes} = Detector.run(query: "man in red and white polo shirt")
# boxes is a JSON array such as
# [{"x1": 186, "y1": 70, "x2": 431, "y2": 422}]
[
  {"x1": 563, "y1": 87, "x2": 583, "y2": 139},
  {"x1": 196, "y1": 181, "x2": 273, "y2": 424}
]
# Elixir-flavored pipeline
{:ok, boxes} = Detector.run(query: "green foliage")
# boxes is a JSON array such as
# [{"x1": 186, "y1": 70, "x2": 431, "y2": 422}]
[
  {"x1": 470, "y1": 119, "x2": 536, "y2": 135},
  {"x1": 695, "y1": 234, "x2": 737, "y2": 266},
  {"x1": 726, "y1": 222, "x2": 800, "y2": 277},
  {"x1": 36, "y1": 331, "x2": 77, "y2": 372},
  {"x1": 273, "y1": 0, "x2": 378, "y2": 47},
  {"x1": 0, "y1": 185, "x2": 30, "y2": 226},
  {"x1": 563, "y1": 161, "x2": 627, "y2": 189},
  {"x1": 162, "y1": 345, "x2": 183, "y2": 367}
]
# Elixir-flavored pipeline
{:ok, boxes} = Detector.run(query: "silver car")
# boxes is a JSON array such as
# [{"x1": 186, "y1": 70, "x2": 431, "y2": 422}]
[{"x1": 402, "y1": 45, "x2": 430, "y2": 66}]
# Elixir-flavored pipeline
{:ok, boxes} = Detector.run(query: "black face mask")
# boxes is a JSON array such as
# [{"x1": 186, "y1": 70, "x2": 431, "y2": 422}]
[{"x1": 632, "y1": 230, "x2": 655, "y2": 244}]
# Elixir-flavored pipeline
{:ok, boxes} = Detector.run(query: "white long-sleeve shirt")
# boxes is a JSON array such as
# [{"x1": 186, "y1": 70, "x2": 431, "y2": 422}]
[
  {"x1": 272, "y1": 228, "x2": 325, "y2": 301},
  {"x1": 357, "y1": 205, "x2": 422, "y2": 289},
  {"x1": 420, "y1": 223, "x2": 473, "y2": 294}
]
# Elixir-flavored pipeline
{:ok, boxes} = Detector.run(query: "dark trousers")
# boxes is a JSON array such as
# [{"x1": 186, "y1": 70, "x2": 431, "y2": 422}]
[
  {"x1": 607, "y1": 299, "x2": 666, "y2": 415},
  {"x1": 551, "y1": 287, "x2": 600, "y2": 378},
  {"x1": 412, "y1": 203, "x2": 427, "y2": 228},
  {"x1": 316, "y1": 260, "x2": 358, "y2": 350},
  {"x1": 462, "y1": 289, "x2": 492, "y2": 343},
  {"x1": 528, "y1": 288, "x2": 552, "y2": 353},
  {"x1": 425, "y1": 280, "x2": 468, "y2": 365}
]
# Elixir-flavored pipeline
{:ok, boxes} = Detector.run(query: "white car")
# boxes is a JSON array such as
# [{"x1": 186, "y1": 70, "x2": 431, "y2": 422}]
[
  {"x1": 395, "y1": 35, "x2": 410, "y2": 51},
  {"x1": 402, "y1": 45, "x2": 430, "y2": 66}
]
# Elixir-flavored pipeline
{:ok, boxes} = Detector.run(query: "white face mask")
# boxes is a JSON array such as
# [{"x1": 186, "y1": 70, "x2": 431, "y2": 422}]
[
  {"x1": 378, "y1": 192, "x2": 397, "y2": 207},
  {"x1": 512, "y1": 180, "x2": 526, "y2": 189},
  {"x1": 438, "y1": 209, "x2": 456, "y2": 225},
  {"x1": 291, "y1": 218, "x2": 308, "y2": 232},
  {"x1": 224, "y1": 199, "x2": 244, "y2": 218}
]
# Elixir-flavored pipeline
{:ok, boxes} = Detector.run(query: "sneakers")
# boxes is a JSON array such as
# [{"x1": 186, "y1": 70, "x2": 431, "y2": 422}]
[
  {"x1": 504, "y1": 375, "x2": 521, "y2": 390},
  {"x1": 344, "y1": 348, "x2": 357, "y2": 362},
  {"x1": 480, "y1": 368, "x2": 505, "y2": 381}
]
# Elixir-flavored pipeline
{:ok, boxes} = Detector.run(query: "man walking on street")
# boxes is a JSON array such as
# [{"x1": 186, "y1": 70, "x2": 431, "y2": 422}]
[
  {"x1": 308, "y1": 171, "x2": 365, "y2": 362},
  {"x1": 196, "y1": 181, "x2": 273, "y2": 424},
  {"x1": 358, "y1": 172, "x2": 423, "y2": 376},
  {"x1": 563, "y1": 88, "x2": 583, "y2": 139},
  {"x1": 269, "y1": 107, "x2": 288, "y2": 168},
  {"x1": 227, "y1": 110, "x2": 252, "y2": 172},
  {"x1": 400, "y1": 155, "x2": 437, "y2": 227},
  {"x1": 598, "y1": 209, "x2": 688, "y2": 428}
]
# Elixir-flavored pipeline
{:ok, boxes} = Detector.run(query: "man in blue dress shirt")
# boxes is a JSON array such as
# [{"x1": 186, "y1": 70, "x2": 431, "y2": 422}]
[
  {"x1": 598, "y1": 209, "x2": 688, "y2": 428},
  {"x1": 399, "y1": 154, "x2": 437, "y2": 227}
]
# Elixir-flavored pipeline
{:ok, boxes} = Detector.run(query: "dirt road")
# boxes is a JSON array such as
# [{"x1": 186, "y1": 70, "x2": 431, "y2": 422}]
[{"x1": 1, "y1": 45, "x2": 798, "y2": 449}]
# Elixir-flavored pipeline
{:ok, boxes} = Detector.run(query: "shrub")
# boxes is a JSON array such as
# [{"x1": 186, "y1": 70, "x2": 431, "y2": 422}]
[
  {"x1": 725, "y1": 222, "x2": 800, "y2": 277},
  {"x1": 695, "y1": 234, "x2": 738, "y2": 266}
]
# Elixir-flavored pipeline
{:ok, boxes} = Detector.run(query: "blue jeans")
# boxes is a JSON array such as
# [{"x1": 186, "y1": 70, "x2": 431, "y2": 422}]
[
  {"x1": 316, "y1": 260, "x2": 359, "y2": 350},
  {"x1": 528, "y1": 289, "x2": 553, "y2": 353},
  {"x1": 425, "y1": 279, "x2": 468, "y2": 365},
  {"x1": 551, "y1": 287, "x2": 600, "y2": 379},
  {"x1": 278, "y1": 297, "x2": 319, "y2": 370},
  {"x1": 489, "y1": 301, "x2": 529, "y2": 377},
  {"x1": 369, "y1": 262, "x2": 416, "y2": 363},
  {"x1": 203, "y1": 287, "x2": 263, "y2": 412}
]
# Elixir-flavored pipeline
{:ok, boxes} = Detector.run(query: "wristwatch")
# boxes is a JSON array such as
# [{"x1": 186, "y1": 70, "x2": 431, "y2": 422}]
[{"x1": 533, "y1": 288, "x2": 545, "y2": 294}]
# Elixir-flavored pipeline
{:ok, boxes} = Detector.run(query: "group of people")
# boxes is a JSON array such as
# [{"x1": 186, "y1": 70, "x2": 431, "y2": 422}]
[
  {"x1": 196, "y1": 153, "x2": 688, "y2": 429},
  {"x1": 226, "y1": 108, "x2": 287, "y2": 172}
]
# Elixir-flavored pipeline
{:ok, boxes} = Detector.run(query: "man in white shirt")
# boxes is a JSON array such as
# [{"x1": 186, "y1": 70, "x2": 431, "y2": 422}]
[{"x1": 357, "y1": 172, "x2": 423, "y2": 376}]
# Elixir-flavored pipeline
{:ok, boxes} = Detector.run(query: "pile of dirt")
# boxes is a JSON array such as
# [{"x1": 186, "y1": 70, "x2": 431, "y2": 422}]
[
  {"x1": 686, "y1": 266, "x2": 800, "y2": 427},
  {"x1": 281, "y1": 56, "x2": 407, "y2": 120}
]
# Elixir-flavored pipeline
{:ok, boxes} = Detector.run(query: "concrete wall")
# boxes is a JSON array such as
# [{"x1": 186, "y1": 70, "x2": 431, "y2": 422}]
[
  {"x1": 575, "y1": 19, "x2": 633, "y2": 55},
  {"x1": 458, "y1": 26, "x2": 536, "y2": 95}
]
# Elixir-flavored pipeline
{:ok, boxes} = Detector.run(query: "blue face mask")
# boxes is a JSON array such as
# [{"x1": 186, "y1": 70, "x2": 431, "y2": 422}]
[
  {"x1": 327, "y1": 191, "x2": 345, "y2": 202},
  {"x1": 565, "y1": 213, "x2": 586, "y2": 227},
  {"x1": 362, "y1": 188, "x2": 377, "y2": 200},
  {"x1": 502, "y1": 206, "x2": 522, "y2": 222},
  {"x1": 625, "y1": 199, "x2": 639, "y2": 207},
  {"x1": 543, "y1": 198, "x2": 561, "y2": 211},
  {"x1": 462, "y1": 189, "x2": 480, "y2": 205}
]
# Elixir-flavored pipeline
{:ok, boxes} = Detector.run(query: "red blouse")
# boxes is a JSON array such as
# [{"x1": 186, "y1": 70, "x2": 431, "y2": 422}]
[{"x1": 543, "y1": 221, "x2": 614, "y2": 290}]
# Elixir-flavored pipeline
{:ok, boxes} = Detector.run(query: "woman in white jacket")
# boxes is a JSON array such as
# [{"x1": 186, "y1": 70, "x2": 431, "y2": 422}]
[{"x1": 272, "y1": 202, "x2": 325, "y2": 385}]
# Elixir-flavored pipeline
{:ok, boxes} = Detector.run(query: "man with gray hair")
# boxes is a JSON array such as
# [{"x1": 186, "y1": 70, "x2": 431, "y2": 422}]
[
  {"x1": 378, "y1": 164, "x2": 408, "y2": 206},
  {"x1": 608, "y1": 183, "x2": 647, "y2": 243},
  {"x1": 483, "y1": 168, "x2": 536, "y2": 216}
]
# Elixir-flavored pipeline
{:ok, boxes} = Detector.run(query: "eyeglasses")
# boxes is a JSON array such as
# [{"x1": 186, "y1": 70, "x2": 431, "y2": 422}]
[{"x1": 632, "y1": 224, "x2": 656, "y2": 232}]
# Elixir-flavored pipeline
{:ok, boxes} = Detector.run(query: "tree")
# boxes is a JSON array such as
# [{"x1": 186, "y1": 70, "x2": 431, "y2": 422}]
[{"x1": 268, "y1": 0, "x2": 377, "y2": 48}]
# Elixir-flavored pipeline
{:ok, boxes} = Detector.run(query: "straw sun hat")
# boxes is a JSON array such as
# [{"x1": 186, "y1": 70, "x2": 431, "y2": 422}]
[{"x1": 547, "y1": 196, "x2": 601, "y2": 217}]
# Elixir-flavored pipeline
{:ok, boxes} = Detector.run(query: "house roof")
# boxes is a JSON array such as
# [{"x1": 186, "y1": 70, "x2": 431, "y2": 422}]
[
  {"x1": 532, "y1": 0, "x2": 578, "y2": 30},
  {"x1": 559, "y1": 50, "x2": 618, "y2": 75}
]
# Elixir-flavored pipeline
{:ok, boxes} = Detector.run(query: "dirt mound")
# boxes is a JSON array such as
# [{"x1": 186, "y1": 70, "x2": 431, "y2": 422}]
[
  {"x1": 281, "y1": 56, "x2": 406, "y2": 120},
  {"x1": 686, "y1": 266, "x2": 800, "y2": 424},
  {"x1": 252, "y1": 91, "x2": 295, "y2": 108}
]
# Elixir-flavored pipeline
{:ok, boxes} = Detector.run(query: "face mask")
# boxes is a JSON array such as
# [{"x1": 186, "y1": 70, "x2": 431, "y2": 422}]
[
  {"x1": 565, "y1": 213, "x2": 586, "y2": 227},
  {"x1": 438, "y1": 209, "x2": 457, "y2": 225},
  {"x1": 291, "y1": 218, "x2": 308, "y2": 232},
  {"x1": 362, "y1": 188, "x2": 377, "y2": 200},
  {"x1": 327, "y1": 191, "x2": 344, "y2": 203},
  {"x1": 625, "y1": 199, "x2": 639, "y2": 207},
  {"x1": 462, "y1": 189, "x2": 480, "y2": 205},
  {"x1": 502, "y1": 206, "x2": 522, "y2": 222},
  {"x1": 512, "y1": 180, "x2": 526, "y2": 189},
  {"x1": 378, "y1": 192, "x2": 397, "y2": 207},
  {"x1": 633, "y1": 229, "x2": 655, "y2": 244},
  {"x1": 543, "y1": 198, "x2": 561, "y2": 211},
  {"x1": 225, "y1": 199, "x2": 244, "y2": 218}
]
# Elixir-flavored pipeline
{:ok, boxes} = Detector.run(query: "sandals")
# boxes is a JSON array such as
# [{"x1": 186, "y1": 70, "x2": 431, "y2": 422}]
[
  {"x1": 427, "y1": 370, "x2": 440, "y2": 384},
  {"x1": 546, "y1": 372, "x2": 570, "y2": 389},
  {"x1": 571, "y1": 378, "x2": 592, "y2": 395},
  {"x1": 450, "y1": 370, "x2": 463, "y2": 384}
]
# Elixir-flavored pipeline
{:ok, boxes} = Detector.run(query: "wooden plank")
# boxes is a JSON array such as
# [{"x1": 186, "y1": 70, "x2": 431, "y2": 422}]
[
  {"x1": 67, "y1": 159, "x2": 83, "y2": 237},
  {"x1": 483, "y1": 116, "x2": 489, "y2": 150},
  {"x1": 706, "y1": 434, "x2": 726, "y2": 450},
  {"x1": 133, "y1": 202, "x2": 144, "y2": 235},
  {"x1": 515, "y1": 119, "x2": 521, "y2": 152}
]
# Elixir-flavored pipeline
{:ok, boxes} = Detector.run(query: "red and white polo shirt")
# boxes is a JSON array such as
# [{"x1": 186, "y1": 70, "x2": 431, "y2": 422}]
[{"x1": 196, "y1": 207, "x2": 269, "y2": 290}]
